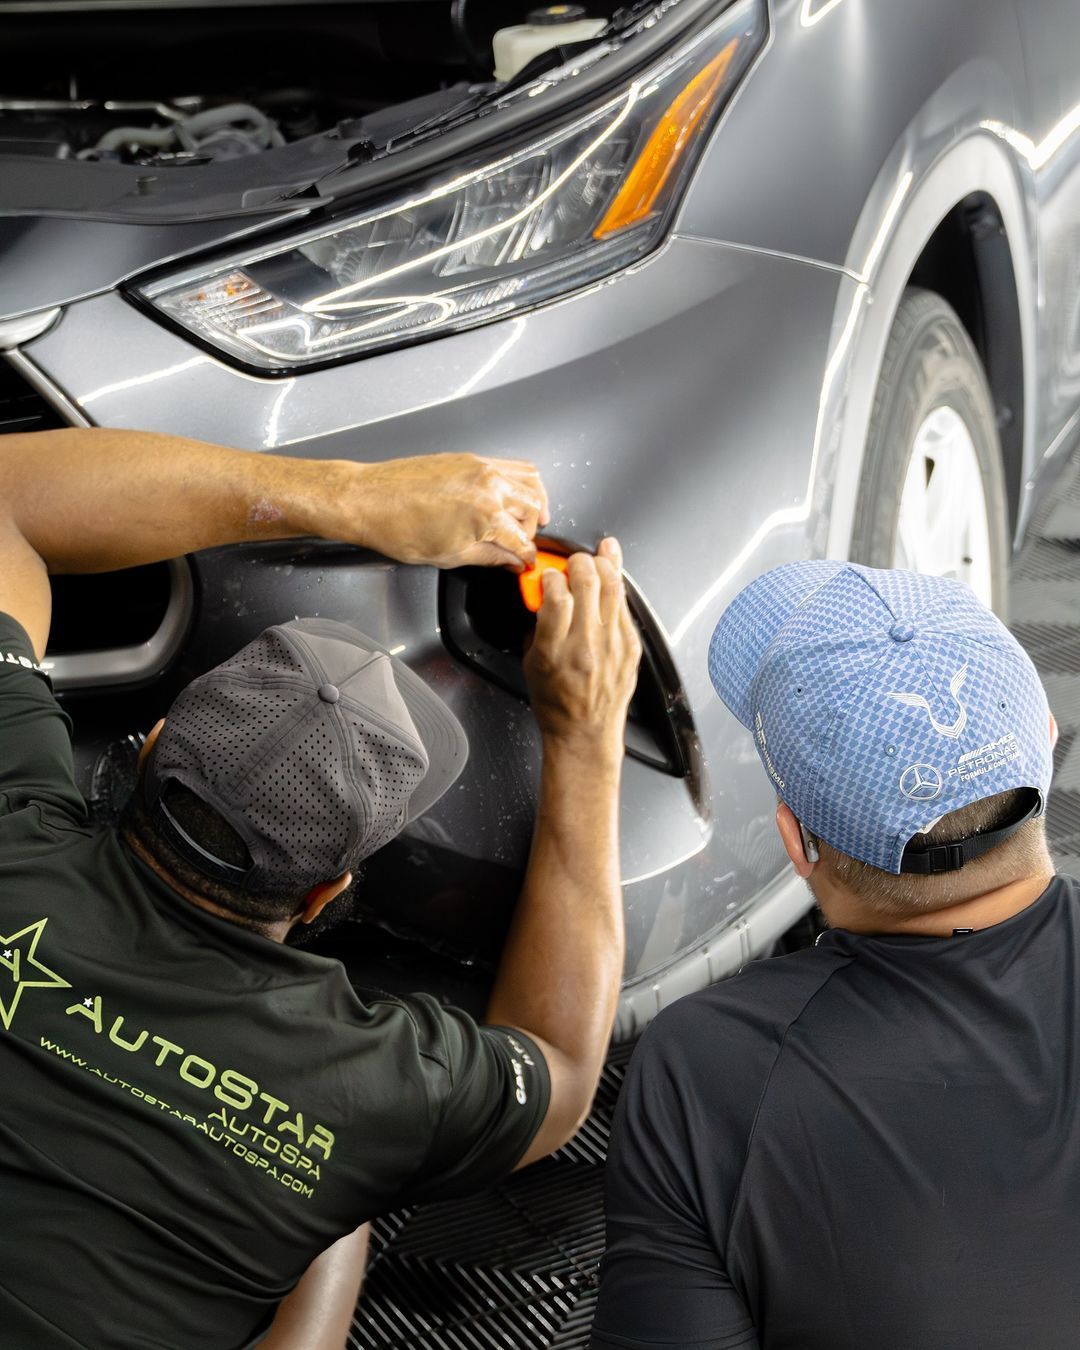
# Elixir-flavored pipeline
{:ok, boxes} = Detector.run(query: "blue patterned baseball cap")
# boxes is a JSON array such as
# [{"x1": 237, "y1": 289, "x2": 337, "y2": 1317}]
[{"x1": 708, "y1": 562, "x2": 1052, "y2": 874}]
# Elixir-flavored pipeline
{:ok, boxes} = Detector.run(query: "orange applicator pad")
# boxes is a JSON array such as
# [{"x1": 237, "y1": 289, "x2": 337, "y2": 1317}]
[{"x1": 518, "y1": 552, "x2": 570, "y2": 613}]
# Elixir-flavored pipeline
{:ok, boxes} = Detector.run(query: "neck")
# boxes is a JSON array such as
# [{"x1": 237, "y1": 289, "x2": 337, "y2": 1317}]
[
  {"x1": 817, "y1": 867, "x2": 1056, "y2": 937},
  {"x1": 122, "y1": 828, "x2": 291, "y2": 943}
]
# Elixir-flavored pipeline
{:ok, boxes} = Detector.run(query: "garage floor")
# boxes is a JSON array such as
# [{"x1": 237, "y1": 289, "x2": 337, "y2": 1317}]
[
  {"x1": 354, "y1": 1046, "x2": 632, "y2": 1349},
  {"x1": 347, "y1": 441, "x2": 1080, "y2": 1350},
  {"x1": 1009, "y1": 452, "x2": 1080, "y2": 879}
]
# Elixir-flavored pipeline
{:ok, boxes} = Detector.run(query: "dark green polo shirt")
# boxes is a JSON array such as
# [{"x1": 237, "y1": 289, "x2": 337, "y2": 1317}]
[{"x1": 0, "y1": 613, "x2": 549, "y2": 1348}]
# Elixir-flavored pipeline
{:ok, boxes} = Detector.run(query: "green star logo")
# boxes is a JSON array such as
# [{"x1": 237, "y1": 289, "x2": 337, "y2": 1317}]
[{"x1": 0, "y1": 919, "x2": 70, "y2": 1030}]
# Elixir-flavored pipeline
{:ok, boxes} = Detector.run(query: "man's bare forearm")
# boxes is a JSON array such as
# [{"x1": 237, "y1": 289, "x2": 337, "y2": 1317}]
[
  {"x1": 486, "y1": 731, "x2": 625, "y2": 1115},
  {"x1": 258, "y1": 1225, "x2": 369, "y2": 1350},
  {"x1": 0, "y1": 428, "x2": 550, "y2": 583},
  {"x1": 0, "y1": 428, "x2": 341, "y2": 574}
]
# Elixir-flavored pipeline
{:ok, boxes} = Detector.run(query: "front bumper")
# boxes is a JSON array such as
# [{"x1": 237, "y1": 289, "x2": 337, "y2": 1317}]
[{"x1": 15, "y1": 232, "x2": 842, "y2": 1020}]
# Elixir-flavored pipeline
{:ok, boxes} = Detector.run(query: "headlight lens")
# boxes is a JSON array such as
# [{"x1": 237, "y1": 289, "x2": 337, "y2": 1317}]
[{"x1": 141, "y1": 0, "x2": 765, "y2": 369}]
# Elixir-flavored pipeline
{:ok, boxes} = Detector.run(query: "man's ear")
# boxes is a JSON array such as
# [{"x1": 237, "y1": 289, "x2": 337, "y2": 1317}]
[
  {"x1": 1050, "y1": 710, "x2": 1059, "y2": 753},
  {"x1": 776, "y1": 801, "x2": 817, "y2": 879},
  {"x1": 299, "y1": 871, "x2": 353, "y2": 926}
]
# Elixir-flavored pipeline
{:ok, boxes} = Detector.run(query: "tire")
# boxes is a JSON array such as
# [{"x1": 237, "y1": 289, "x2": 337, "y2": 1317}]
[{"x1": 849, "y1": 287, "x2": 1011, "y2": 617}]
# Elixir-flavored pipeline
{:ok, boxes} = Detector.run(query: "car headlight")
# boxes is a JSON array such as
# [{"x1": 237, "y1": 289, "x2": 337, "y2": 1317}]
[{"x1": 140, "y1": 0, "x2": 765, "y2": 370}]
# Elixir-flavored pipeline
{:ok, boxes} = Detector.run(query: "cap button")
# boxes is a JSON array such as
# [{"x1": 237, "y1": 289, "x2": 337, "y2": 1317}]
[
  {"x1": 889, "y1": 621, "x2": 915, "y2": 643},
  {"x1": 317, "y1": 683, "x2": 340, "y2": 704}
]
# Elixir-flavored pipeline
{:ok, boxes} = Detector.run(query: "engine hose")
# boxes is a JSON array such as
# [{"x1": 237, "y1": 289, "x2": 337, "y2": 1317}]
[
  {"x1": 94, "y1": 103, "x2": 284, "y2": 156},
  {"x1": 175, "y1": 103, "x2": 285, "y2": 150},
  {"x1": 95, "y1": 124, "x2": 177, "y2": 152}
]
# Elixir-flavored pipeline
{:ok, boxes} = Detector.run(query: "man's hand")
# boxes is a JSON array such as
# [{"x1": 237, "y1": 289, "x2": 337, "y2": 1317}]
[
  {"x1": 0, "y1": 431, "x2": 551, "y2": 659},
  {"x1": 335, "y1": 454, "x2": 550, "y2": 572},
  {"x1": 523, "y1": 537, "x2": 642, "y2": 752}
]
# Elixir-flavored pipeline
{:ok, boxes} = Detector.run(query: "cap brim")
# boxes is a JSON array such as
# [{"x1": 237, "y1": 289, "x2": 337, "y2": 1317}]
[
  {"x1": 708, "y1": 559, "x2": 848, "y2": 727},
  {"x1": 385, "y1": 651, "x2": 470, "y2": 823}
]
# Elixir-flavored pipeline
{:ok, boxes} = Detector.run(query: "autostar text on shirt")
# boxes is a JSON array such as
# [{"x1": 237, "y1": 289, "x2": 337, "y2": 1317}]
[{"x1": 65, "y1": 995, "x2": 334, "y2": 1161}]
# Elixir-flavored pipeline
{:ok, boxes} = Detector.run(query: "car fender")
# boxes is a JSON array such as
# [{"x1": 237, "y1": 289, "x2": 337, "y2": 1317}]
[{"x1": 816, "y1": 120, "x2": 1037, "y2": 561}]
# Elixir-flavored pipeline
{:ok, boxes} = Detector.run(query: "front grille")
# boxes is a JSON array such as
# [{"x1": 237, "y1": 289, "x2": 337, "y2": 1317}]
[{"x1": 0, "y1": 356, "x2": 65, "y2": 434}]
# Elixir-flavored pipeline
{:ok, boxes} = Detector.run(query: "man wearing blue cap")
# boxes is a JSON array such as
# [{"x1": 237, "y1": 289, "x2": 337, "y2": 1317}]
[{"x1": 592, "y1": 561, "x2": 1070, "y2": 1350}]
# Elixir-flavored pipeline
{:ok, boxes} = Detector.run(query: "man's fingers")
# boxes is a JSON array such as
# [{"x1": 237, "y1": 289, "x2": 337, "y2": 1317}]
[
  {"x1": 567, "y1": 552, "x2": 601, "y2": 634},
  {"x1": 501, "y1": 480, "x2": 548, "y2": 533},
  {"x1": 597, "y1": 536, "x2": 623, "y2": 571},
  {"x1": 504, "y1": 491, "x2": 541, "y2": 519},
  {"x1": 485, "y1": 516, "x2": 538, "y2": 570},
  {"x1": 596, "y1": 555, "x2": 623, "y2": 627},
  {"x1": 503, "y1": 492, "x2": 542, "y2": 543},
  {"x1": 484, "y1": 456, "x2": 538, "y2": 473},
  {"x1": 534, "y1": 568, "x2": 573, "y2": 648},
  {"x1": 528, "y1": 474, "x2": 551, "y2": 528},
  {"x1": 619, "y1": 599, "x2": 643, "y2": 667},
  {"x1": 448, "y1": 499, "x2": 538, "y2": 568},
  {"x1": 468, "y1": 542, "x2": 534, "y2": 571},
  {"x1": 484, "y1": 458, "x2": 551, "y2": 528}
]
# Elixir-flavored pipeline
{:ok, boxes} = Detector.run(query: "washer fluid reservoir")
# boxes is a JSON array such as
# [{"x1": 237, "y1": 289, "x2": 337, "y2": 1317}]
[{"x1": 493, "y1": 5, "x2": 607, "y2": 83}]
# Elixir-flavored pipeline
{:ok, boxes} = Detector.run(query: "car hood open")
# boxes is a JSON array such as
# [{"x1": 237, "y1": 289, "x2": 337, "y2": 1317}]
[{"x1": 0, "y1": 0, "x2": 728, "y2": 321}]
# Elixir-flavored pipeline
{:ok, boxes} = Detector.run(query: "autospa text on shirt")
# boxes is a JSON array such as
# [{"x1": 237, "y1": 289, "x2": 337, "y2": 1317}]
[{"x1": 41, "y1": 994, "x2": 336, "y2": 1200}]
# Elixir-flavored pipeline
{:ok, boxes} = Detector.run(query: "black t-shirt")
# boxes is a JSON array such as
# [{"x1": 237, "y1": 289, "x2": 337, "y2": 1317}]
[
  {"x1": 0, "y1": 613, "x2": 550, "y2": 1349},
  {"x1": 593, "y1": 875, "x2": 1080, "y2": 1349}
]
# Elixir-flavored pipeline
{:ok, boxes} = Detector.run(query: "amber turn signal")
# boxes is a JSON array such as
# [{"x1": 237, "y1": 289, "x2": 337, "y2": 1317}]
[{"x1": 593, "y1": 38, "x2": 740, "y2": 239}]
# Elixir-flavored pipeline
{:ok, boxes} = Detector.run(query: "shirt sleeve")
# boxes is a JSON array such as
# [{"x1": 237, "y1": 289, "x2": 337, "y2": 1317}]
[
  {"x1": 590, "y1": 1006, "x2": 761, "y2": 1350},
  {"x1": 394, "y1": 998, "x2": 551, "y2": 1206},
  {"x1": 0, "y1": 612, "x2": 85, "y2": 824}
]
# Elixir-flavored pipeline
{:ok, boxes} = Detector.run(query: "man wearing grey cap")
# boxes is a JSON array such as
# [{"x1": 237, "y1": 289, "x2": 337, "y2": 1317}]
[
  {"x1": 594, "y1": 561, "x2": 1072, "y2": 1350},
  {"x1": 0, "y1": 427, "x2": 640, "y2": 1348}
]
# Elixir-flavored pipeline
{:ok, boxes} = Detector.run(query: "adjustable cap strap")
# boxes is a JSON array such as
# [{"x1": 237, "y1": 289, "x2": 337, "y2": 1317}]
[
  {"x1": 899, "y1": 790, "x2": 1042, "y2": 874},
  {"x1": 156, "y1": 794, "x2": 255, "y2": 885}
]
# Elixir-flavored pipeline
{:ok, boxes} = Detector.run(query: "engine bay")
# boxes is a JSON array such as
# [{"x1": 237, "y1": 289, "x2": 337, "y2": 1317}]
[
  {"x1": 2, "y1": 96, "x2": 328, "y2": 165},
  {"x1": 0, "y1": 0, "x2": 632, "y2": 167}
]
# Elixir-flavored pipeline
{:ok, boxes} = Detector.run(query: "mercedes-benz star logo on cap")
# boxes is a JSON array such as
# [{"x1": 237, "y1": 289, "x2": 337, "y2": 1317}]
[{"x1": 899, "y1": 763, "x2": 943, "y2": 801}]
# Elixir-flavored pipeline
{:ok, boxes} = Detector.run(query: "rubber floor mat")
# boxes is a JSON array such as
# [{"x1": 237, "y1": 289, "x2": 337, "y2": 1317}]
[
  {"x1": 1011, "y1": 446, "x2": 1080, "y2": 876},
  {"x1": 350, "y1": 1044, "x2": 633, "y2": 1348}
]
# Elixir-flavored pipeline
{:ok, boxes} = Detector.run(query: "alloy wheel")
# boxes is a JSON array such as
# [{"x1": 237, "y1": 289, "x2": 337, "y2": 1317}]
[{"x1": 894, "y1": 404, "x2": 993, "y2": 606}]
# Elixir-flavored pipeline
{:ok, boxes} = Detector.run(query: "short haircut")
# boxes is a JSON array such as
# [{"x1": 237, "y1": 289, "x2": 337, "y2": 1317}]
[
  {"x1": 814, "y1": 787, "x2": 1050, "y2": 916},
  {"x1": 122, "y1": 781, "x2": 299, "y2": 935}
]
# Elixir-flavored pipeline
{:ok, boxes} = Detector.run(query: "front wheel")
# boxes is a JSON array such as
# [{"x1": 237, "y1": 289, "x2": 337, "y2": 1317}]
[{"x1": 849, "y1": 288, "x2": 1010, "y2": 615}]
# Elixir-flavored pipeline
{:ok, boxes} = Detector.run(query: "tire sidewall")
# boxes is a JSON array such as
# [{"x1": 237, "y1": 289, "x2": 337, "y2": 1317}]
[{"x1": 850, "y1": 288, "x2": 1011, "y2": 617}]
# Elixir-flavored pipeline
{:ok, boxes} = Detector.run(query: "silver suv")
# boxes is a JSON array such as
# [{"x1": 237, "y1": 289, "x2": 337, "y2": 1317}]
[{"x1": 1, "y1": 0, "x2": 1079, "y2": 1033}]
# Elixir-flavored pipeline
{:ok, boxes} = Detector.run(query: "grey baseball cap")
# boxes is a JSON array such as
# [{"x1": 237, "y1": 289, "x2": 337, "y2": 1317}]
[{"x1": 143, "y1": 618, "x2": 468, "y2": 898}]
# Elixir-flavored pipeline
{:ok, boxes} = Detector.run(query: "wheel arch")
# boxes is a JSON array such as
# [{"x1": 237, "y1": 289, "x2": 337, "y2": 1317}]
[
  {"x1": 820, "y1": 130, "x2": 1037, "y2": 561},
  {"x1": 908, "y1": 194, "x2": 1025, "y2": 538}
]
